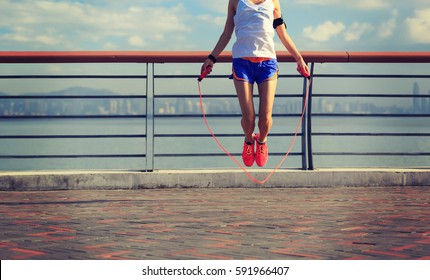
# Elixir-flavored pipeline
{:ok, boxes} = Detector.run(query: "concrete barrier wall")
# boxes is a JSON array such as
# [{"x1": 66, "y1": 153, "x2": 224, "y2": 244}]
[{"x1": 0, "y1": 169, "x2": 429, "y2": 191}]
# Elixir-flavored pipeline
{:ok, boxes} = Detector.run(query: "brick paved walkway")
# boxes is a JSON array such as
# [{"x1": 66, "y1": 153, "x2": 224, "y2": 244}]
[{"x1": 1, "y1": 187, "x2": 429, "y2": 260}]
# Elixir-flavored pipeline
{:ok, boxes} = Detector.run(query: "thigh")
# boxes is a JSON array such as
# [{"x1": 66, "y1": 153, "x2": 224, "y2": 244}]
[
  {"x1": 257, "y1": 78, "x2": 277, "y2": 116},
  {"x1": 234, "y1": 79, "x2": 255, "y2": 117}
]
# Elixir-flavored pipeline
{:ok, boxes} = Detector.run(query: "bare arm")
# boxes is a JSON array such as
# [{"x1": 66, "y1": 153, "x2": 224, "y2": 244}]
[
  {"x1": 201, "y1": 0, "x2": 236, "y2": 73},
  {"x1": 273, "y1": 0, "x2": 309, "y2": 76}
]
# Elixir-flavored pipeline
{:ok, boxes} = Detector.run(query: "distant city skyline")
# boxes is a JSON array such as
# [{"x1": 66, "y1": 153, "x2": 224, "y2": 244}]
[{"x1": 1, "y1": 82, "x2": 428, "y2": 117}]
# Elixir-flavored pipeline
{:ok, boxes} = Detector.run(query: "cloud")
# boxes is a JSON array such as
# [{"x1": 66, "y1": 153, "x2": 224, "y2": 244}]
[
  {"x1": 296, "y1": 0, "x2": 389, "y2": 10},
  {"x1": 303, "y1": 21, "x2": 345, "y2": 42},
  {"x1": 379, "y1": 18, "x2": 396, "y2": 39},
  {"x1": 0, "y1": 0, "x2": 191, "y2": 50},
  {"x1": 353, "y1": 0, "x2": 389, "y2": 9},
  {"x1": 197, "y1": 14, "x2": 226, "y2": 27},
  {"x1": 304, "y1": 20, "x2": 375, "y2": 43},
  {"x1": 378, "y1": 10, "x2": 398, "y2": 39},
  {"x1": 128, "y1": 36, "x2": 145, "y2": 47},
  {"x1": 196, "y1": 1, "x2": 226, "y2": 14},
  {"x1": 405, "y1": 8, "x2": 430, "y2": 44},
  {"x1": 35, "y1": 35, "x2": 61, "y2": 46},
  {"x1": 344, "y1": 22, "x2": 374, "y2": 41},
  {"x1": 2, "y1": 34, "x2": 30, "y2": 43}
]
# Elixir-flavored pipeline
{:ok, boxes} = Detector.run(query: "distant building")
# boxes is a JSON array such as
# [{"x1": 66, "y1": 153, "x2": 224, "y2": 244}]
[
  {"x1": 413, "y1": 82, "x2": 420, "y2": 113},
  {"x1": 422, "y1": 91, "x2": 429, "y2": 113}
]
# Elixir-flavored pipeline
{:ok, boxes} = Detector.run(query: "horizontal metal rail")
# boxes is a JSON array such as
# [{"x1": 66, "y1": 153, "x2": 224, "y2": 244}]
[
  {"x1": 0, "y1": 95, "x2": 146, "y2": 99},
  {"x1": 154, "y1": 153, "x2": 302, "y2": 158},
  {"x1": 313, "y1": 153, "x2": 430, "y2": 156},
  {"x1": 0, "y1": 154, "x2": 146, "y2": 159},
  {"x1": 314, "y1": 94, "x2": 430, "y2": 98},
  {"x1": 0, "y1": 115, "x2": 147, "y2": 119},
  {"x1": 310, "y1": 114, "x2": 430, "y2": 117},
  {"x1": 0, "y1": 75, "x2": 147, "y2": 79},
  {"x1": 1, "y1": 51, "x2": 430, "y2": 63},
  {"x1": 154, "y1": 133, "x2": 301, "y2": 138},
  {"x1": 313, "y1": 74, "x2": 430, "y2": 78},
  {"x1": 313, "y1": 133, "x2": 430, "y2": 137},
  {"x1": 0, "y1": 134, "x2": 146, "y2": 139}
]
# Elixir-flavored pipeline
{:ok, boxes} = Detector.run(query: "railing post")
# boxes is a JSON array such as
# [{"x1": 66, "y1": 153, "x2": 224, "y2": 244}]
[
  {"x1": 145, "y1": 63, "x2": 155, "y2": 171},
  {"x1": 307, "y1": 63, "x2": 315, "y2": 170},
  {"x1": 301, "y1": 64, "x2": 308, "y2": 170}
]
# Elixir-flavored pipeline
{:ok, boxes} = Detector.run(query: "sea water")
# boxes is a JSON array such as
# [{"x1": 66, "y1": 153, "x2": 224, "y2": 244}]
[{"x1": 0, "y1": 117, "x2": 429, "y2": 171}]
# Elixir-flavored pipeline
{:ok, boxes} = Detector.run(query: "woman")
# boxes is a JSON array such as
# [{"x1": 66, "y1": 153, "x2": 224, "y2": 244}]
[{"x1": 201, "y1": 0, "x2": 309, "y2": 167}]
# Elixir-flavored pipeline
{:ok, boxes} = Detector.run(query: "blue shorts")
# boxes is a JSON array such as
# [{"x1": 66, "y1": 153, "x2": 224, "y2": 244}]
[{"x1": 231, "y1": 58, "x2": 278, "y2": 84}]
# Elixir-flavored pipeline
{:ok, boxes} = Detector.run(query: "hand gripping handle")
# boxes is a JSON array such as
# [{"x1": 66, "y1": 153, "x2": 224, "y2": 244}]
[
  {"x1": 198, "y1": 66, "x2": 212, "y2": 82},
  {"x1": 297, "y1": 65, "x2": 311, "y2": 80}
]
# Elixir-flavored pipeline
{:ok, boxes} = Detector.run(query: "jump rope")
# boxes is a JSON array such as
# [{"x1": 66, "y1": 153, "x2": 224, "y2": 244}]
[{"x1": 198, "y1": 65, "x2": 311, "y2": 185}]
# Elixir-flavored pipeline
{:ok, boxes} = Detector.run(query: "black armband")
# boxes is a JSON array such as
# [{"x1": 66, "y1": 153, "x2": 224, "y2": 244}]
[
  {"x1": 208, "y1": 54, "x2": 217, "y2": 64},
  {"x1": 273, "y1": 17, "x2": 286, "y2": 29}
]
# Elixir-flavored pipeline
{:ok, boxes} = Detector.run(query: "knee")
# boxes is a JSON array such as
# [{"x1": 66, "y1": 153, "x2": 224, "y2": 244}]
[
  {"x1": 258, "y1": 115, "x2": 272, "y2": 129},
  {"x1": 242, "y1": 114, "x2": 256, "y2": 129}
]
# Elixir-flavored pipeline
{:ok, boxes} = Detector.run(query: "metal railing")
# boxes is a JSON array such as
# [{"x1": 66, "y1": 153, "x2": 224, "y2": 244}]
[
  {"x1": 0, "y1": 51, "x2": 429, "y2": 171},
  {"x1": 306, "y1": 69, "x2": 430, "y2": 169}
]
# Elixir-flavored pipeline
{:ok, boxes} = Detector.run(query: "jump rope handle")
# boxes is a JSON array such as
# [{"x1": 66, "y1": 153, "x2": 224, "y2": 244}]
[
  {"x1": 297, "y1": 65, "x2": 311, "y2": 80},
  {"x1": 198, "y1": 66, "x2": 212, "y2": 81}
]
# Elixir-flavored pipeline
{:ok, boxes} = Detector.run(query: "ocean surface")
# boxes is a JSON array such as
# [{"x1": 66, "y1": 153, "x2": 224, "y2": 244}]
[{"x1": 0, "y1": 117, "x2": 429, "y2": 171}]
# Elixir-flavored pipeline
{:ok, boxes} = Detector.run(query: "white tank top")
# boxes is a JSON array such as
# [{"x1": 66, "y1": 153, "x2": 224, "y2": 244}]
[{"x1": 232, "y1": 0, "x2": 276, "y2": 59}]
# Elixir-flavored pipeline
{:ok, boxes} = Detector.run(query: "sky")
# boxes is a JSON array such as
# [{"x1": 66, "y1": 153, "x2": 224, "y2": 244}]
[
  {"x1": 0, "y1": 0, "x2": 429, "y2": 96},
  {"x1": 0, "y1": 0, "x2": 429, "y2": 52}
]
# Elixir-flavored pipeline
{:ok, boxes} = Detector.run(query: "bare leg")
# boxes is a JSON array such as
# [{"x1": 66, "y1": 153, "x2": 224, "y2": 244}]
[
  {"x1": 234, "y1": 79, "x2": 255, "y2": 143},
  {"x1": 257, "y1": 78, "x2": 277, "y2": 143}
]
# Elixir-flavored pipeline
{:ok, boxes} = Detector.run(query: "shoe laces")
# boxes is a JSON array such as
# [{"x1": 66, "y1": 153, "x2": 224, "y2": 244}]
[
  {"x1": 257, "y1": 143, "x2": 267, "y2": 155},
  {"x1": 244, "y1": 143, "x2": 253, "y2": 155}
]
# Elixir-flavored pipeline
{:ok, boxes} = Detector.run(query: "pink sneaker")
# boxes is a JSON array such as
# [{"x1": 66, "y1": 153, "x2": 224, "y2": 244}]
[
  {"x1": 242, "y1": 136, "x2": 255, "y2": 167},
  {"x1": 255, "y1": 134, "x2": 268, "y2": 167}
]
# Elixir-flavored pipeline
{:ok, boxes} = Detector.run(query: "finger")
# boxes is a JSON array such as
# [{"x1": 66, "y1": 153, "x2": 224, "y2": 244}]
[
  {"x1": 304, "y1": 66, "x2": 309, "y2": 75},
  {"x1": 201, "y1": 62, "x2": 212, "y2": 73}
]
